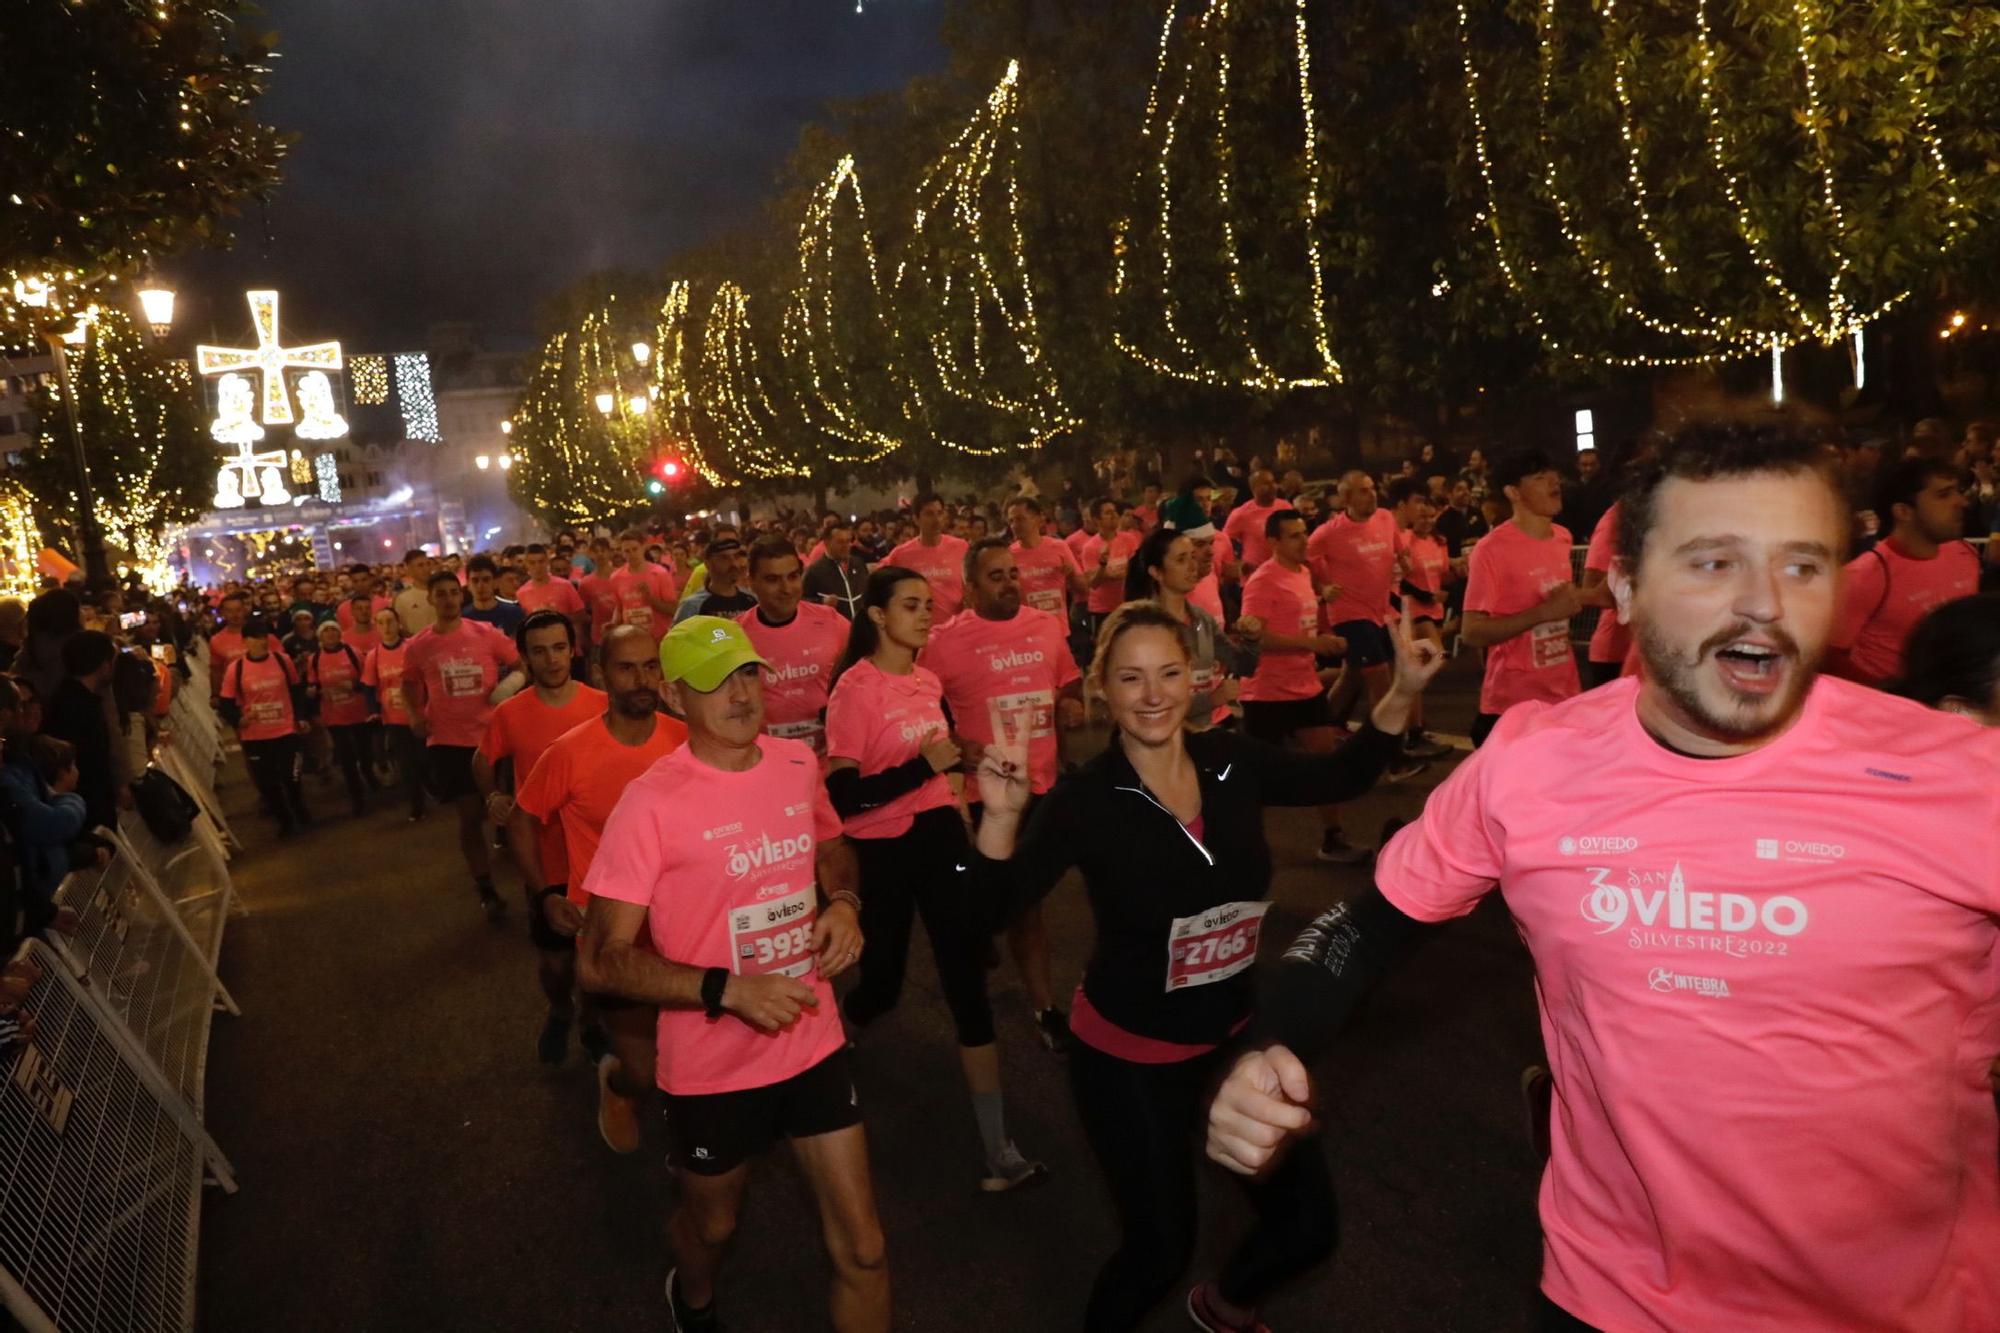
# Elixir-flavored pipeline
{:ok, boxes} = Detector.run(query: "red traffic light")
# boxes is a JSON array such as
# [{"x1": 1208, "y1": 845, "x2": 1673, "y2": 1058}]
[{"x1": 662, "y1": 460, "x2": 681, "y2": 479}]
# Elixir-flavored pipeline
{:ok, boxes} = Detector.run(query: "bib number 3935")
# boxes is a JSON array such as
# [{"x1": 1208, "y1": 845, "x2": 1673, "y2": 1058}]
[
  {"x1": 1165, "y1": 900, "x2": 1270, "y2": 991},
  {"x1": 729, "y1": 883, "x2": 818, "y2": 979}
]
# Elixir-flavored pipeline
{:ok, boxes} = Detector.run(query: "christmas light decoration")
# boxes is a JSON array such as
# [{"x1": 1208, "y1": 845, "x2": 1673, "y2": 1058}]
[
  {"x1": 314, "y1": 451, "x2": 341, "y2": 503},
  {"x1": 293, "y1": 369, "x2": 349, "y2": 440},
  {"x1": 0, "y1": 482, "x2": 42, "y2": 601},
  {"x1": 289, "y1": 449, "x2": 312, "y2": 485},
  {"x1": 698, "y1": 282, "x2": 809, "y2": 480},
  {"x1": 780, "y1": 156, "x2": 913, "y2": 464},
  {"x1": 350, "y1": 354, "x2": 389, "y2": 405},
  {"x1": 893, "y1": 61, "x2": 1077, "y2": 454},
  {"x1": 196, "y1": 290, "x2": 342, "y2": 426},
  {"x1": 1453, "y1": 0, "x2": 1985, "y2": 372},
  {"x1": 1113, "y1": 0, "x2": 1343, "y2": 389},
  {"x1": 511, "y1": 300, "x2": 658, "y2": 523},
  {"x1": 209, "y1": 372, "x2": 264, "y2": 445},
  {"x1": 651, "y1": 282, "x2": 732, "y2": 487},
  {"x1": 393, "y1": 353, "x2": 440, "y2": 442}
]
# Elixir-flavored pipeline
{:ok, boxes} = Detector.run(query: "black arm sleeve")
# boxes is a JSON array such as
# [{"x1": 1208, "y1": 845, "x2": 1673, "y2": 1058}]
[
  {"x1": 968, "y1": 786, "x2": 1080, "y2": 933},
  {"x1": 1251, "y1": 885, "x2": 1435, "y2": 1060},
  {"x1": 825, "y1": 756, "x2": 940, "y2": 818},
  {"x1": 1238, "y1": 723, "x2": 1400, "y2": 807}
]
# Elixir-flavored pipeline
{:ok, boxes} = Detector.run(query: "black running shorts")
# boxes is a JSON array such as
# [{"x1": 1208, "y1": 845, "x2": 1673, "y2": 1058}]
[
  {"x1": 661, "y1": 1048, "x2": 862, "y2": 1176},
  {"x1": 427, "y1": 743, "x2": 478, "y2": 801}
]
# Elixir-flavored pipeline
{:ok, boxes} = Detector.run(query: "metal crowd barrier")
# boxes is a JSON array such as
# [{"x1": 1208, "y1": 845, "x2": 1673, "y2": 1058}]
[{"x1": 0, "y1": 939, "x2": 210, "y2": 1332}]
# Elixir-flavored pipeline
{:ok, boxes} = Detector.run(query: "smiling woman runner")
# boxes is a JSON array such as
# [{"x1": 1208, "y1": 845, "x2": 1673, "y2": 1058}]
[{"x1": 970, "y1": 599, "x2": 1443, "y2": 1333}]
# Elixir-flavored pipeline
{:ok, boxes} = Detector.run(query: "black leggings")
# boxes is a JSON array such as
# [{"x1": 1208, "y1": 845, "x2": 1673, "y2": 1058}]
[
  {"x1": 846, "y1": 805, "x2": 995, "y2": 1048},
  {"x1": 326, "y1": 723, "x2": 380, "y2": 805},
  {"x1": 1069, "y1": 1039, "x2": 1337, "y2": 1332},
  {"x1": 382, "y1": 724, "x2": 427, "y2": 816},
  {"x1": 242, "y1": 734, "x2": 309, "y2": 831}
]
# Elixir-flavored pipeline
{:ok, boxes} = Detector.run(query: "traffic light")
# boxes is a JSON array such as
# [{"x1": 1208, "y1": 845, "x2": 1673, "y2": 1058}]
[{"x1": 645, "y1": 454, "x2": 686, "y2": 499}]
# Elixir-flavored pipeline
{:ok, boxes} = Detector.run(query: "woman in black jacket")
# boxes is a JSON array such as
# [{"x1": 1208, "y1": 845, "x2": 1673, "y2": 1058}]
[{"x1": 972, "y1": 599, "x2": 1445, "y2": 1333}]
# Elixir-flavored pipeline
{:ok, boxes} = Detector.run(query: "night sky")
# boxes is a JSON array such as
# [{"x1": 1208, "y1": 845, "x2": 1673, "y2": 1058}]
[{"x1": 180, "y1": 0, "x2": 949, "y2": 354}]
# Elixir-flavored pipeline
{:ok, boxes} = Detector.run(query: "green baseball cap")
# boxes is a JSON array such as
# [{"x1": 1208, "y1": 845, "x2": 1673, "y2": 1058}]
[{"x1": 659, "y1": 615, "x2": 770, "y2": 692}]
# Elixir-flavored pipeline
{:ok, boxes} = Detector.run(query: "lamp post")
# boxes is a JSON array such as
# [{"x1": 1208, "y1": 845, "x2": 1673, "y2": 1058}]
[{"x1": 23, "y1": 280, "x2": 176, "y2": 586}]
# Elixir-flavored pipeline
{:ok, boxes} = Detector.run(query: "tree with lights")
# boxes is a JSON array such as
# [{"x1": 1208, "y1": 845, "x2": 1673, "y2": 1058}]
[
  {"x1": 2, "y1": 0, "x2": 288, "y2": 334},
  {"x1": 507, "y1": 300, "x2": 657, "y2": 528},
  {"x1": 25, "y1": 306, "x2": 213, "y2": 584},
  {"x1": 1449, "y1": 0, "x2": 2000, "y2": 391}
]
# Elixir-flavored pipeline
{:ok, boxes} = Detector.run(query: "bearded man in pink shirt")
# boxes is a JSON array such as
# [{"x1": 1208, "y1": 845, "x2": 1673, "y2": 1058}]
[{"x1": 1211, "y1": 425, "x2": 2000, "y2": 1333}]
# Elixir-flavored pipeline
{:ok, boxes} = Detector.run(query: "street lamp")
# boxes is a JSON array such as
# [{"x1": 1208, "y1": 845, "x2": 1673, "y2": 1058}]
[
  {"x1": 137, "y1": 286, "x2": 176, "y2": 338},
  {"x1": 628, "y1": 394, "x2": 649, "y2": 416},
  {"x1": 631, "y1": 341, "x2": 652, "y2": 366},
  {"x1": 594, "y1": 390, "x2": 615, "y2": 417},
  {"x1": 498, "y1": 453, "x2": 513, "y2": 470},
  {"x1": 475, "y1": 455, "x2": 491, "y2": 470},
  {"x1": 499, "y1": 419, "x2": 513, "y2": 436}
]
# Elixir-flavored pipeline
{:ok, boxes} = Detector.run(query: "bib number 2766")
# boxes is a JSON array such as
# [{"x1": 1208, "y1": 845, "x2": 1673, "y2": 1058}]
[{"x1": 1165, "y1": 900, "x2": 1270, "y2": 991}]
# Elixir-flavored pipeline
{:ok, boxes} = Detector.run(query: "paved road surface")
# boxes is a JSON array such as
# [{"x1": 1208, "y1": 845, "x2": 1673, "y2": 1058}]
[{"x1": 196, "y1": 656, "x2": 1550, "y2": 1331}]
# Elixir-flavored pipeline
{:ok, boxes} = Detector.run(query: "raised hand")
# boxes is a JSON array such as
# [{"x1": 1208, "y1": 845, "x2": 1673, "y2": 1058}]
[
  {"x1": 1386, "y1": 602, "x2": 1447, "y2": 697},
  {"x1": 973, "y1": 713, "x2": 1032, "y2": 817}
]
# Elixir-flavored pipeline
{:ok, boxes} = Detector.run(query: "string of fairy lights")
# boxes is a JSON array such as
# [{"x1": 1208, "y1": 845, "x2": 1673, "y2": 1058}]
[
  {"x1": 1456, "y1": 0, "x2": 1974, "y2": 374},
  {"x1": 1111, "y1": 0, "x2": 1343, "y2": 390}
]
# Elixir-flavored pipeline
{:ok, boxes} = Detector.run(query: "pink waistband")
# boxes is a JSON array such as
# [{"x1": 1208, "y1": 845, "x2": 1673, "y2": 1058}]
[{"x1": 1069, "y1": 985, "x2": 1247, "y2": 1065}]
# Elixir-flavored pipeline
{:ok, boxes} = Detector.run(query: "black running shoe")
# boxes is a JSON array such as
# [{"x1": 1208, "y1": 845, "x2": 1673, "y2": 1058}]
[{"x1": 1035, "y1": 1006, "x2": 1072, "y2": 1056}]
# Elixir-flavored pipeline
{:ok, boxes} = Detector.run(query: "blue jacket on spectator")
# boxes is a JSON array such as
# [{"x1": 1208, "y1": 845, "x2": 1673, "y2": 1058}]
[{"x1": 0, "y1": 756, "x2": 88, "y2": 901}]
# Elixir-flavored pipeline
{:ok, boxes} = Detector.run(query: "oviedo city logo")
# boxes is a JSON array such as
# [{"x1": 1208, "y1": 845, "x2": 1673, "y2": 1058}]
[
  {"x1": 763, "y1": 660, "x2": 822, "y2": 683},
  {"x1": 1578, "y1": 861, "x2": 1807, "y2": 957},
  {"x1": 988, "y1": 647, "x2": 1046, "y2": 673},
  {"x1": 723, "y1": 831, "x2": 815, "y2": 882}
]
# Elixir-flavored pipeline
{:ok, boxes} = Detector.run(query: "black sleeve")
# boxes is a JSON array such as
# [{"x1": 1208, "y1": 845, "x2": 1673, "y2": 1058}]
[
  {"x1": 1251, "y1": 885, "x2": 1436, "y2": 1060},
  {"x1": 1235, "y1": 723, "x2": 1400, "y2": 807},
  {"x1": 825, "y1": 756, "x2": 939, "y2": 818},
  {"x1": 968, "y1": 784, "x2": 1081, "y2": 932}
]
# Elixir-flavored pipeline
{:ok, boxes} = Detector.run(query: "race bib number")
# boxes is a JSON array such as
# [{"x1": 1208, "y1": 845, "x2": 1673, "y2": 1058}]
[
  {"x1": 767, "y1": 718, "x2": 823, "y2": 742},
  {"x1": 1530, "y1": 618, "x2": 1570, "y2": 669},
  {"x1": 1190, "y1": 661, "x2": 1219, "y2": 698},
  {"x1": 729, "y1": 884, "x2": 818, "y2": 979},
  {"x1": 987, "y1": 689, "x2": 1054, "y2": 742},
  {"x1": 244, "y1": 696, "x2": 284, "y2": 726},
  {"x1": 325, "y1": 677, "x2": 356, "y2": 705},
  {"x1": 625, "y1": 604, "x2": 653, "y2": 632},
  {"x1": 1023, "y1": 585, "x2": 1063, "y2": 613},
  {"x1": 1165, "y1": 900, "x2": 1269, "y2": 991},
  {"x1": 440, "y1": 657, "x2": 485, "y2": 698},
  {"x1": 383, "y1": 685, "x2": 404, "y2": 711}
]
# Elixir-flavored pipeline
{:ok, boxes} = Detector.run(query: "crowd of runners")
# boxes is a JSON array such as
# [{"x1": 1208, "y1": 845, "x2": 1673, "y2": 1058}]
[{"x1": 5, "y1": 420, "x2": 1999, "y2": 1331}]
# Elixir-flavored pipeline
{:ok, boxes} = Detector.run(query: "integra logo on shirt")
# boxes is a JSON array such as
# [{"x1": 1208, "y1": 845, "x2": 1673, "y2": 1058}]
[
  {"x1": 1647, "y1": 967, "x2": 1732, "y2": 998},
  {"x1": 988, "y1": 648, "x2": 1046, "y2": 673},
  {"x1": 724, "y1": 831, "x2": 814, "y2": 879},
  {"x1": 1580, "y1": 863, "x2": 1807, "y2": 940}
]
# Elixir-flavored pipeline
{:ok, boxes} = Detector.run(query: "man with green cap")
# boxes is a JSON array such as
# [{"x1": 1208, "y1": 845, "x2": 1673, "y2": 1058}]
[{"x1": 578, "y1": 616, "x2": 888, "y2": 1333}]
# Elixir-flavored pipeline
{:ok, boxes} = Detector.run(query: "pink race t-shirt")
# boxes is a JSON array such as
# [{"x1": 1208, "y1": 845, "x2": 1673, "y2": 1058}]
[
  {"x1": 1064, "y1": 526, "x2": 1093, "y2": 564},
  {"x1": 578, "y1": 573, "x2": 622, "y2": 645},
  {"x1": 610, "y1": 564, "x2": 677, "y2": 640},
  {"x1": 1378, "y1": 677, "x2": 2000, "y2": 1333},
  {"x1": 1832, "y1": 537, "x2": 1982, "y2": 686},
  {"x1": 516, "y1": 575, "x2": 585, "y2": 621},
  {"x1": 1222, "y1": 497, "x2": 1296, "y2": 570},
  {"x1": 1584, "y1": 503, "x2": 1632, "y2": 668},
  {"x1": 1400, "y1": 530, "x2": 1450, "y2": 620},
  {"x1": 402, "y1": 619, "x2": 517, "y2": 748},
  {"x1": 885, "y1": 534, "x2": 970, "y2": 621},
  {"x1": 921, "y1": 607, "x2": 1080, "y2": 796},
  {"x1": 222, "y1": 653, "x2": 299, "y2": 742},
  {"x1": 309, "y1": 646, "x2": 371, "y2": 727},
  {"x1": 1238, "y1": 560, "x2": 1322, "y2": 702},
  {"x1": 1011, "y1": 537, "x2": 1083, "y2": 617},
  {"x1": 822, "y1": 659, "x2": 955, "y2": 838},
  {"x1": 582, "y1": 737, "x2": 847, "y2": 1096},
  {"x1": 1308, "y1": 508, "x2": 1398, "y2": 626},
  {"x1": 363, "y1": 641, "x2": 412, "y2": 726},
  {"x1": 1464, "y1": 519, "x2": 1580, "y2": 715},
  {"x1": 1080, "y1": 530, "x2": 1142, "y2": 615},
  {"x1": 736, "y1": 602, "x2": 849, "y2": 751},
  {"x1": 1189, "y1": 529, "x2": 1235, "y2": 623},
  {"x1": 335, "y1": 595, "x2": 393, "y2": 634}
]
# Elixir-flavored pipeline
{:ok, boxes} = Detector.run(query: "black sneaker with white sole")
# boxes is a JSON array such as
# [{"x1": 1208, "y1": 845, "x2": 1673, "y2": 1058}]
[{"x1": 666, "y1": 1268, "x2": 722, "y2": 1331}]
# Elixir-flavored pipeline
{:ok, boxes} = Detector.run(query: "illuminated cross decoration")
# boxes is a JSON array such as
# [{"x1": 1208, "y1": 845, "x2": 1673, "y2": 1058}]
[{"x1": 196, "y1": 290, "x2": 343, "y2": 426}]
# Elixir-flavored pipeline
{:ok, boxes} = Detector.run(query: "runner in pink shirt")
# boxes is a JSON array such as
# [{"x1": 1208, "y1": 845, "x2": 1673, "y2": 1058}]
[
  {"x1": 1188, "y1": 526, "x2": 1233, "y2": 623},
  {"x1": 339, "y1": 593, "x2": 381, "y2": 660},
  {"x1": 402, "y1": 570, "x2": 521, "y2": 922},
  {"x1": 1006, "y1": 495, "x2": 1086, "y2": 619},
  {"x1": 219, "y1": 618, "x2": 311, "y2": 834},
  {"x1": 1079, "y1": 498, "x2": 1142, "y2": 628},
  {"x1": 609, "y1": 529, "x2": 678, "y2": 642},
  {"x1": 1461, "y1": 448, "x2": 1582, "y2": 745},
  {"x1": 1383, "y1": 477, "x2": 1455, "y2": 760},
  {"x1": 825, "y1": 567, "x2": 1048, "y2": 1190},
  {"x1": 576, "y1": 536, "x2": 624, "y2": 655},
  {"x1": 1308, "y1": 473, "x2": 1428, "y2": 774},
  {"x1": 1831, "y1": 458, "x2": 1980, "y2": 687},
  {"x1": 1580, "y1": 502, "x2": 1634, "y2": 688},
  {"x1": 923, "y1": 539, "x2": 1084, "y2": 1055},
  {"x1": 515, "y1": 542, "x2": 589, "y2": 652},
  {"x1": 576, "y1": 614, "x2": 886, "y2": 1333},
  {"x1": 1238, "y1": 510, "x2": 1372, "y2": 864},
  {"x1": 1211, "y1": 426, "x2": 2000, "y2": 1333},
  {"x1": 306, "y1": 620, "x2": 379, "y2": 817},
  {"x1": 885, "y1": 494, "x2": 970, "y2": 622},
  {"x1": 1221, "y1": 469, "x2": 1297, "y2": 572},
  {"x1": 364, "y1": 606, "x2": 424, "y2": 820},
  {"x1": 736, "y1": 537, "x2": 849, "y2": 755}
]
